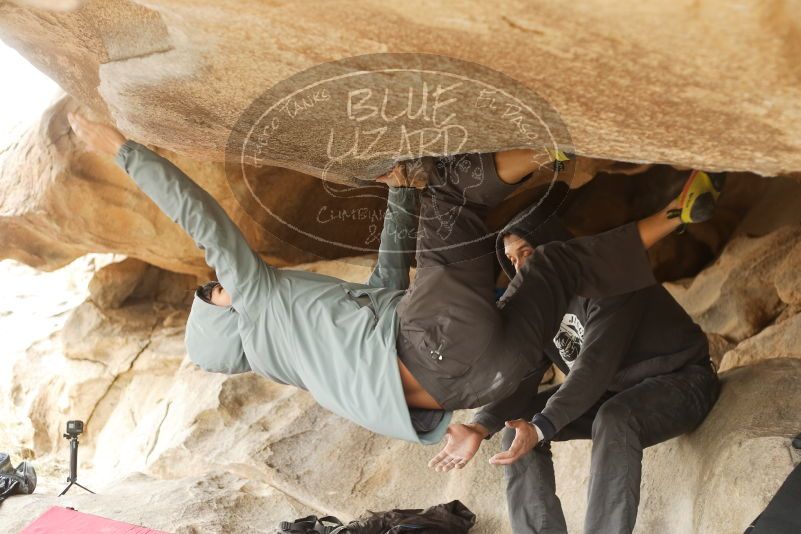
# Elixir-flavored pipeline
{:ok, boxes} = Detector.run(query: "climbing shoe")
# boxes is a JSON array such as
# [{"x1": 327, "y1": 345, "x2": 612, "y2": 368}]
[
  {"x1": 545, "y1": 147, "x2": 572, "y2": 173},
  {"x1": 668, "y1": 170, "x2": 726, "y2": 224}
]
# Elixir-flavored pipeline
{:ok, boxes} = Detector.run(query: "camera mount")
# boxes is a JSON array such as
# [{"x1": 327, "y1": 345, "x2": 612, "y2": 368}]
[{"x1": 58, "y1": 420, "x2": 94, "y2": 497}]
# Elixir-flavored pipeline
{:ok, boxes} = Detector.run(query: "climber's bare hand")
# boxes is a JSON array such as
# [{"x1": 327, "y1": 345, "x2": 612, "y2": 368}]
[
  {"x1": 67, "y1": 112, "x2": 126, "y2": 157},
  {"x1": 376, "y1": 162, "x2": 426, "y2": 189},
  {"x1": 428, "y1": 423, "x2": 487, "y2": 473}
]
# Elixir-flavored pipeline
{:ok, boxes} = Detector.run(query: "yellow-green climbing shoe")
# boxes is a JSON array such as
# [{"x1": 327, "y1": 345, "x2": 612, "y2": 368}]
[{"x1": 668, "y1": 170, "x2": 726, "y2": 224}]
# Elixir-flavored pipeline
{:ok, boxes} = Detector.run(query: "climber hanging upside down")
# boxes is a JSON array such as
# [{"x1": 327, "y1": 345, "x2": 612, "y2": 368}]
[{"x1": 67, "y1": 112, "x2": 723, "y2": 447}]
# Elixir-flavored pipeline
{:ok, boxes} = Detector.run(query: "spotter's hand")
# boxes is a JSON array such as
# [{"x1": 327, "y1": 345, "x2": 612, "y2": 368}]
[{"x1": 489, "y1": 419, "x2": 540, "y2": 466}]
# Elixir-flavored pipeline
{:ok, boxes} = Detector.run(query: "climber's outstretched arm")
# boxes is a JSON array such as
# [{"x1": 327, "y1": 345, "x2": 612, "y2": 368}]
[{"x1": 68, "y1": 113, "x2": 274, "y2": 316}]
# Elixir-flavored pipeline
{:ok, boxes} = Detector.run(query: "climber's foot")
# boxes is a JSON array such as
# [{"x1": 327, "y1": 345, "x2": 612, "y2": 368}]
[{"x1": 667, "y1": 170, "x2": 726, "y2": 228}]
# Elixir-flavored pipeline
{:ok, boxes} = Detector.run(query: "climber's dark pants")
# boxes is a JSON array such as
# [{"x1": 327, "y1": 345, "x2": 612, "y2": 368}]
[
  {"x1": 395, "y1": 153, "x2": 657, "y2": 410},
  {"x1": 502, "y1": 362, "x2": 719, "y2": 534}
]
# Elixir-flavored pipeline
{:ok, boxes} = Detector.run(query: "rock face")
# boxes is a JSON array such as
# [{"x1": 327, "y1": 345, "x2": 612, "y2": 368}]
[
  {"x1": 1, "y1": 0, "x2": 800, "y2": 176},
  {"x1": 665, "y1": 227, "x2": 801, "y2": 343},
  {"x1": 0, "y1": 95, "x2": 391, "y2": 273},
  {"x1": 665, "y1": 223, "x2": 801, "y2": 375},
  {"x1": 5, "y1": 93, "x2": 799, "y2": 283},
  {"x1": 87, "y1": 257, "x2": 149, "y2": 308},
  {"x1": 2, "y1": 2, "x2": 801, "y2": 532},
  {"x1": 720, "y1": 313, "x2": 801, "y2": 372},
  {"x1": 3, "y1": 2, "x2": 801, "y2": 276},
  {"x1": 3, "y1": 232, "x2": 801, "y2": 532}
]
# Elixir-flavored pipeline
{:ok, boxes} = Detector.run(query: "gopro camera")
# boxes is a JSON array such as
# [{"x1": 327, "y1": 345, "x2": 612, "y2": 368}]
[{"x1": 64, "y1": 420, "x2": 84, "y2": 438}]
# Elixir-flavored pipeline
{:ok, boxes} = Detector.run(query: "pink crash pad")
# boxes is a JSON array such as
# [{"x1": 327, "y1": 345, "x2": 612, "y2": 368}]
[{"x1": 19, "y1": 506, "x2": 172, "y2": 533}]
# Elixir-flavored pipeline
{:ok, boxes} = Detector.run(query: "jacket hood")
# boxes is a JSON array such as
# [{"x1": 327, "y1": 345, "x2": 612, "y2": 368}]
[
  {"x1": 185, "y1": 294, "x2": 251, "y2": 374},
  {"x1": 496, "y1": 182, "x2": 574, "y2": 279}
]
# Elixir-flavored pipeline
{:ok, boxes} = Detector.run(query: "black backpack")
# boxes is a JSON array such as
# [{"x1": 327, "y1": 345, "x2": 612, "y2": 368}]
[
  {"x1": 0, "y1": 453, "x2": 37, "y2": 507},
  {"x1": 279, "y1": 515, "x2": 347, "y2": 534},
  {"x1": 744, "y1": 433, "x2": 801, "y2": 534},
  {"x1": 278, "y1": 500, "x2": 476, "y2": 534}
]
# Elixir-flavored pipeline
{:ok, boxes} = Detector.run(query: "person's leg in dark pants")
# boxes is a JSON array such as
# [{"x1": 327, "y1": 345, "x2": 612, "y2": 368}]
[
  {"x1": 502, "y1": 386, "x2": 600, "y2": 534},
  {"x1": 504, "y1": 439, "x2": 568, "y2": 534},
  {"x1": 584, "y1": 363, "x2": 720, "y2": 534}
]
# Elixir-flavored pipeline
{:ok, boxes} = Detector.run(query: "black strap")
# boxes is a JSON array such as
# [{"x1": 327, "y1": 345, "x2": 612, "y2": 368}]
[
  {"x1": 279, "y1": 515, "x2": 317, "y2": 533},
  {"x1": 279, "y1": 515, "x2": 345, "y2": 534}
]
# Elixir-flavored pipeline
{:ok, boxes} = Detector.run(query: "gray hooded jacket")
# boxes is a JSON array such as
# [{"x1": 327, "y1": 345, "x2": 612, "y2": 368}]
[{"x1": 115, "y1": 140, "x2": 452, "y2": 444}]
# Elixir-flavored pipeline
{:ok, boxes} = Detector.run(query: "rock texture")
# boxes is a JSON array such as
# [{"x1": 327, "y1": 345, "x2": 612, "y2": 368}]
[
  {"x1": 5, "y1": 93, "x2": 798, "y2": 282},
  {"x1": 87, "y1": 257, "x2": 149, "y2": 308},
  {"x1": 3, "y1": 471, "x2": 310, "y2": 533},
  {"x1": 1, "y1": 1, "x2": 800, "y2": 176},
  {"x1": 2, "y1": 2, "x2": 801, "y2": 532},
  {"x1": 720, "y1": 313, "x2": 801, "y2": 372},
  {"x1": 0, "y1": 95, "x2": 392, "y2": 273},
  {"x1": 666, "y1": 226, "x2": 801, "y2": 342},
  {"x1": 666, "y1": 222, "x2": 801, "y2": 375}
]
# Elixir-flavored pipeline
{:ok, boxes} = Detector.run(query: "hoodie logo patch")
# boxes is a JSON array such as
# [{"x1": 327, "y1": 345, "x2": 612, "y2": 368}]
[{"x1": 553, "y1": 314, "x2": 584, "y2": 368}]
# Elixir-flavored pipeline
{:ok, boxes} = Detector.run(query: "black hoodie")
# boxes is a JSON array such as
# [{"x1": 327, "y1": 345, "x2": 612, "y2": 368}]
[{"x1": 475, "y1": 182, "x2": 710, "y2": 441}]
